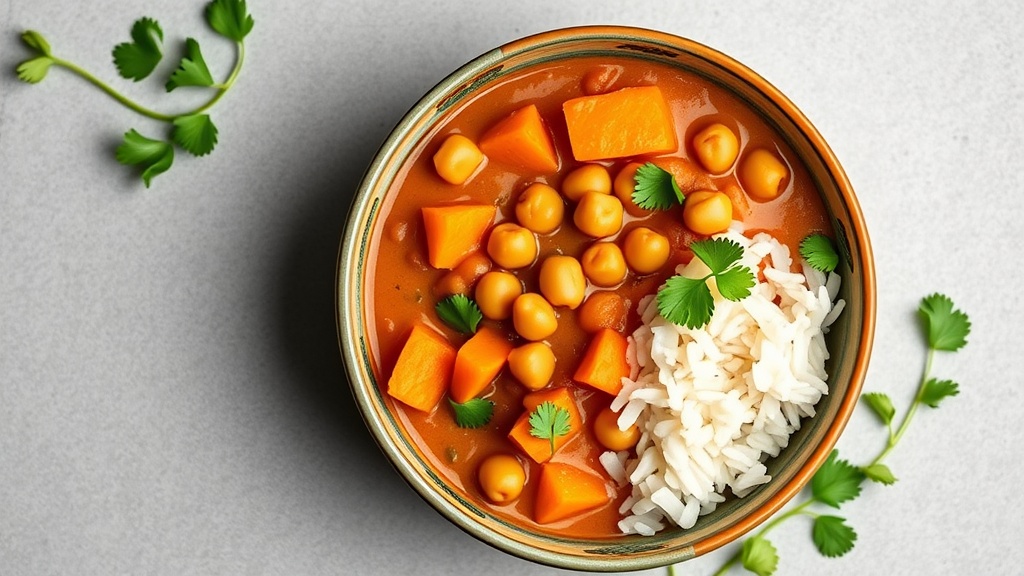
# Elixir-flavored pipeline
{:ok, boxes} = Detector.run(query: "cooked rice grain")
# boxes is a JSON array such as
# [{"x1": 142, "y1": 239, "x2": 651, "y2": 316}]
[{"x1": 605, "y1": 229, "x2": 843, "y2": 535}]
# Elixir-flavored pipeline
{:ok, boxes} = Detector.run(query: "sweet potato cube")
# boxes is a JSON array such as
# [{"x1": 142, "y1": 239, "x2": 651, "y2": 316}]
[
  {"x1": 562, "y1": 86, "x2": 678, "y2": 161},
  {"x1": 387, "y1": 323, "x2": 456, "y2": 412},
  {"x1": 507, "y1": 387, "x2": 582, "y2": 463},
  {"x1": 573, "y1": 328, "x2": 630, "y2": 396},
  {"x1": 534, "y1": 462, "x2": 611, "y2": 524},
  {"x1": 478, "y1": 104, "x2": 559, "y2": 173},
  {"x1": 421, "y1": 204, "x2": 496, "y2": 269},
  {"x1": 449, "y1": 326, "x2": 514, "y2": 404}
]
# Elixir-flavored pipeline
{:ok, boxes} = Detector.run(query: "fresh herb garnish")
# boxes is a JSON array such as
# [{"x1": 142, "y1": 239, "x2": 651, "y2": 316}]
[
  {"x1": 165, "y1": 38, "x2": 215, "y2": 92},
  {"x1": 632, "y1": 162, "x2": 684, "y2": 210},
  {"x1": 448, "y1": 398, "x2": 494, "y2": 429},
  {"x1": 435, "y1": 294, "x2": 483, "y2": 335},
  {"x1": 656, "y1": 237, "x2": 755, "y2": 329},
  {"x1": 111, "y1": 18, "x2": 164, "y2": 81},
  {"x1": 696, "y1": 293, "x2": 970, "y2": 576},
  {"x1": 918, "y1": 293, "x2": 971, "y2": 352},
  {"x1": 799, "y1": 233, "x2": 840, "y2": 272},
  {"x1": 810, "y1": 450, "x2": 864, "y2": 509},
  {"x1": 528, "y1": 401, "x2": 572, "y2": 457},
  {"x1": 114, "y1": 130, "x2": 175, "y2": 188},
  {"x1": 739, "y1": 537, "x2": 778, "y2": 576},
  {"x1": 14, "y1": 0, "x2": 253, "y2": 186}
]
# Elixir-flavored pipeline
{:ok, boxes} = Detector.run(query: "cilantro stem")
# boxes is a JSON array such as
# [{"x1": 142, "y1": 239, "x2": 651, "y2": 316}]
[
  {"x1": 863, "y1": 347, "x2": 933, "y2": 470},
  {"x1": 50, "y1": 57, "x2": 175, "y2": 122},
  {"x1": 46, "y1": 39, "x2": 245, "y2": 123}
]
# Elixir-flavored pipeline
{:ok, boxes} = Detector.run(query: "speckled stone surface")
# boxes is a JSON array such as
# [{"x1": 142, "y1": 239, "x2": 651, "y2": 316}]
[{"x1": 1, "y1": 1, "x2": 1021, "y2": 575}]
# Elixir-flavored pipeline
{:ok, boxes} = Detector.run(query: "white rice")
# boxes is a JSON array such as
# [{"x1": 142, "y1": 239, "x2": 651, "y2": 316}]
[{"x1": 603, "y1": 228, "x2": 844, "y2": 535}]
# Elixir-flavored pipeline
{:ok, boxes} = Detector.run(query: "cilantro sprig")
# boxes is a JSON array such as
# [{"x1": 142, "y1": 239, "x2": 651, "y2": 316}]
[
  {"x1": 657, "y1": 237, "x2": 755, "y2": 329},
  {"x1": 528, "y1": 401, "x2": 572, "y2": 457},
  {"x1": 448, "y1": 398, "x2": 494, "y2": 429},
  {"x1": 632, "y1": 162, "x2": 684, "y2": 210},
  {"x1": 14, "y1": 0, "x2": 254, "y2": 187},
  {"x1": 691, "y1": 293, "x2": 970, "y2": 576},
  {"x1": 435, "y1": 294, "x2": 483, "y2": 335}
]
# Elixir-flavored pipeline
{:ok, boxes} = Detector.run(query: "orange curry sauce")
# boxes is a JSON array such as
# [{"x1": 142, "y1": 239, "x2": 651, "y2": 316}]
[{"x1": 366, "y1": 56, "x2": 830, "y2": 538}]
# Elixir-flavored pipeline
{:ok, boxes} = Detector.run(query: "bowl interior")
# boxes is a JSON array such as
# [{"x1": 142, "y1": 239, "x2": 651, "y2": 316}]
[{"x1": 337, "y1": 26, "x2": 874, "y2": 572}]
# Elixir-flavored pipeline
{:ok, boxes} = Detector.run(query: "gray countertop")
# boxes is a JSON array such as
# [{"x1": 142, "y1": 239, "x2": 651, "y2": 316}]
[{"x1": 2, "y1": 1, "x2": 1021, "y2": 574}]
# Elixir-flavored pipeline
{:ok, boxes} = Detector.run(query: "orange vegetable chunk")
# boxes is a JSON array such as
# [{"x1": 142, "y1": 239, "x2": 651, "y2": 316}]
[
  {"x1": 573, "y1": 328, "x2": 630, "y2": 396},
  {"x1": 450, "y1": 326, "x2": 514, "y2": 404},
  {"x1": 478, "y1": 104, "x2": 559, "y2": 174},
  {"x1": 387, "y1": 323, "x2": 456, "y2": 412},
  {"x1": 507, "y1": 387, "x2": 582, "y2": 463},
  {"x1": 534, "y1": 462, "x2": 611, "y2": 524},
  {"x1": 421, "y1": 204, "x2": 496, "y2": 269},
  {"x1": 563, "y1": 86, "x2": 678, "y2": 161}
]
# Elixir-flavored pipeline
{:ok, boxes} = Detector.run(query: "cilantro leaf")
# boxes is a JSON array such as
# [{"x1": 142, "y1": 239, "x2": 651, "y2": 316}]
[
  {"x1": 115, "y1": 129, "x2": 174, "y2": 187},
  {"x1": 172, "y1": 113, "x2": 219, "y2": 156},
  {"x1": 714, "y1": 264, "x2": 756, "y2": 301},
  {"x1": 657, "y1": 238, "x2": 754, "y2": 329},
  {"x1": 863, "y1": 463, "x2": 897, "y2": 485},
  {"x1": 166, "y1": 38, "x2": 215, "y2": 92},
  {"x1": 918, "y1": 293, "x2": 971, "y2": 351},
  {"x1": 206, "y1": 0, "x2": 255, "y2": 42},
  {"x1": 632, "y1": 162, "x2": 683, "y2": 210},
  {"x1": 811, "y1": 450, "x2": 864, "y2": 508},
  {"x1": 448, "y1": 398, "x2": 494, "y2": 429},
  {"x1": 799, "y1": 233, "x2": 839, "y2": 272},
  {"x1": 812, "y1": 515, "x2": 857, "y2": 558},
  {"x1": 740, "y1": 536, "x2": 779, "y2": 576},
  {"x1": 920, "y1": 378, "x2": 960, "y2": 408},
  {"x1": 861, "y1": 392, "x2": 895, "y2": 426},
  {"x1": 435, "y1": 294, "x2": 483, "y2": 335},
  {"x1": 657, "y1": 275, "x2": 713, "y2": 330},
  {"x1": 21, "y1": 30, "x2": 52, "y2": 56},
  {"x1": 690, "y1": 237, "x2": 744, "y2": 275},
  {"x1": 112, "y1": 17, "x2": 164, "y2": 81},
  {"x1": 16, "y1": 56, "x2": 53, "y2": 84},
  {"x1": 528, "y1": 401, "x2": 571, "y2": 457}
]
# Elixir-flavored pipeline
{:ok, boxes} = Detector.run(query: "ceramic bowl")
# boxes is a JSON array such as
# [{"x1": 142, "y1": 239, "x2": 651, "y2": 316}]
[{"x1": 337, "y1": 25, "x2": 875, "y2": 572}]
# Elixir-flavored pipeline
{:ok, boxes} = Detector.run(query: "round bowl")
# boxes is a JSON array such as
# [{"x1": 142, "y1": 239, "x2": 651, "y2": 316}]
[{"x1": 337, "y1": 26, "x2": 875, "y2": 572}]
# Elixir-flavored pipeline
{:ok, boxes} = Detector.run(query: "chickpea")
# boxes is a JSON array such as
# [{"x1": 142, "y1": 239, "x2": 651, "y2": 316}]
[
  {"x1": 738, "y1": 148, "x2": 789, "y2": 201},
  {"x1": 507, "y1": 342, "x2": 556, "y2": 390},
  {"x1": 475, "y1": 271, "x2": 522, "y2": 320},
  {"x1": 593, "y1": 406, "x2": 641, "y2": 451},
  {"x1": 577, "y1": 291, "x2": 626, "y2": 333},
  {"x1": 512, "y1": 293, "x2": 558, "y2": 341},
  {"x1": 683, "y1": 190, "x2": 733, "y2": 235},
  {"x1": 477, "y1": 453, "x2": 526, "y2": 504},
  {"x1": 561, "y1": 164, "x2": 612, "y2": 202},
  {"x1": 486, "y1": 222, "x2": 537, "y2": 269},
  {"x1": 580, "y1": 242, "x2": 627, "y2": 287},
  {"x1": 434, "y1": 251, "x2": 492, "y2": 297},
  {"x1": 515, "y1": 183, "x2": 564, "y2": 234},
  {"x1": 573, "y1": 191, "x2": 623, "y2": 238},
  {"x1": 537, "y1": 255, "x2": 586, "y2": 310},
  {"x1": 691, "y1": 123, "x2": 739, "y2": 175},
  {"x1": 622, "y1": 227, "x2": 670, "y2": 275},
  {"x1": 432, "y1": 134, "x2": 484, "y2": 185},
  {"x1": 612, "y1": 162, "x2": 650, "y2": 217}
]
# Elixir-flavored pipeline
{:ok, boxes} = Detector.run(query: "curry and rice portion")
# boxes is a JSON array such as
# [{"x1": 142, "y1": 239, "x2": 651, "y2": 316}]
[{"x1": 365, "y1": 55, "x2": 843, "y2": 538}]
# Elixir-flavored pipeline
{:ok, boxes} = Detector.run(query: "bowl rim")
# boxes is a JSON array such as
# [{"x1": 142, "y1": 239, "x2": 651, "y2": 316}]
[{"x1": 336, "y1": 24, "x2": 876, "y2": 572}]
